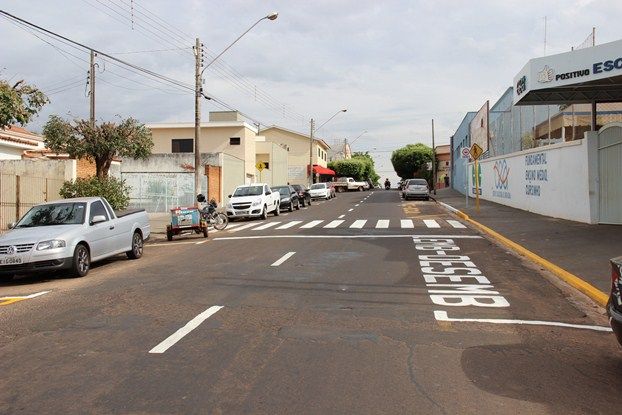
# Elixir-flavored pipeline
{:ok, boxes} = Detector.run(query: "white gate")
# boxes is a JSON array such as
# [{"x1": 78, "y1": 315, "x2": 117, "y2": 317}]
[{"x1": 598, "y1": 123, "x2": 622, "y2": 224}]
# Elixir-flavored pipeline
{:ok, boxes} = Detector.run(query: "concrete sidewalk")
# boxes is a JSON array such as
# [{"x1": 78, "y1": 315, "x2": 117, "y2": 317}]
[{"x1": 433, "y1": 187, "x2": 621, "y2": 293}]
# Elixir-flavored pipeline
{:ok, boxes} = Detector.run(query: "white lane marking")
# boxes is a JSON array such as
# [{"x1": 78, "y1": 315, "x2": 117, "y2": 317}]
[
  {"x1": 224, "y1": 223, "x2": 242, "y2": 229},
  {"x1": 149, "y1": 306, "x2": 224, "y2": 354},
  {"x1": 355, "y1": 204, "x2": 360, "y2": 207},
  {"x1": 276, "y1": 221, "x2": 302, "y2": 230},
  {"x1": 424, "y1": 219, "x2": 440, "y2": 228},
  {"x1": 0, "y1": 291, "x2": 50, "y2": 300},
  {"x1": 350, "y1": 220, "x2": 367, "y2": 228},
  {"x1": 376, "y1": 220, "x2": 389, "y2": 228},
  {"x1": 228, "y1": 222, "x2": 260, "y2": 232},
  {"x1": 434, "y1": 311, "x2": 613, "y2": 333},
  {"x1": 271, "y1": 251, "x2": 296, "y2": 267},
  {"x1": 301, "y1": 220, "x2": 323, "y2": 229},
  {"x1": 324, "y1": 220, "x2": 344, "y2": 228},
  {"x1": 215, "y1": 234, "x2": 483, "y2": 240},
  {"x1": 253, "y1": 221, "x2": 281, "y2": 230},
  {"x1": 195, "y1": 240, "x2": 208, "y2": 245},
  {"x1": 149, "y1": 240, "x2": 207, "y2": 247},
  {"x1": 401, "y1": 219, "x2": 414, "y2": 228},
  {"x1": 348, "y1": 208, "x2": 354, "y2": 212},
  {"x1": 338, "y1": 214, "x2": 345, "y2": 219},
  {"x1": 447, "y1": 220, "x2": 466, "y2": 229}
]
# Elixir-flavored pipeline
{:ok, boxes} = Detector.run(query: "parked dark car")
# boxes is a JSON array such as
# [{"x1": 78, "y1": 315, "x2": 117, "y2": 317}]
[
  {"x1": 272, "y1": 185, "x2": 300, "y2": 212},
  {"x1": 291, "y1": 184, "x2": 312, "y2": 207},
  {"x1": 607, "y1": 256, "x2": 622, "y2": 346}
]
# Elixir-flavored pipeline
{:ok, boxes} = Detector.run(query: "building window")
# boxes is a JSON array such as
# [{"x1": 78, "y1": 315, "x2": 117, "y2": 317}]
[
  {"x1": 263, "y1": 162, "x2": 270, "y2": 169},
  {"x1": 172, "y1": 139, "x2": 193, "y2": 153},
  {"x1": 318, "y1": 148, "x2": 321, "y2": 158},
  {"x1": 230, "y1": 137, "x2": 241, "y2": 145}
]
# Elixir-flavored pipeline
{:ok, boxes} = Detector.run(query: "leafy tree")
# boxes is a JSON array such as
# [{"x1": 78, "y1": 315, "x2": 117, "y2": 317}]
[
  {"x1": 0, "y1": 79, "x2": 48, "y2": 129},
  {"x1": 390, "y1": 143, "x2": 434, "y2": 180},
  {"x1": 60, "y1": 177, "x2": 130, "y2": 210},
  {"x1": 352, "y1": 152, "x2": 380, "y2": 185},
  {"x1": 328, "y1": 159, "x2": 367, "y2": 180},
  {"x1": 44, "y1": 116, "x2": 153, "y2": 178}
]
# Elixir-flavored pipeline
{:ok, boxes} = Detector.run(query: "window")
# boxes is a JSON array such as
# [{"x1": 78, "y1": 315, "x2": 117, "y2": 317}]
[
  {"x1": 230, "y1": 137, "x2": 241, "y2": 145},
  {"x1": 263, "y1": 162, "x2": 270, "y2": 169},
  {"x1": 171, "y1": 139, "x2": 193, "y2": 153},
  {"x1": 89, "y1": 201, "x2": 109, "y2": 223},
  {"x1": 318, "y1": 148, "x2": 321, "y2": 157}
]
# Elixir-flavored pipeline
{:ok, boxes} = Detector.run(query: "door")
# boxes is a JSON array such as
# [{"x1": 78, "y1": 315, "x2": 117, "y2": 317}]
[
  {"x1": 598, "y1": 124, "x2": 622, "y2": 224},
  {"x1": 86, "y1": 201, "x2": 114, "y2": 258}
]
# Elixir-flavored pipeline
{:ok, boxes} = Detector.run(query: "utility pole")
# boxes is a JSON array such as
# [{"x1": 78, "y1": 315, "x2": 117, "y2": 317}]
[
  {"x1": 194, "y1": 38, "x2": 202, "y2": 202},
  {"x1": 309, "y1": 118, "x2": 315, "y2": 187},
  {"x1": 89, "y1": 50, "x2": 96, "y2": 127},
  {"x1": 431, "y1": 119, "x2": 436, "y2": 195},
  {"x1": 343, "y1": 137, "x2": 348, "y2": 159}
]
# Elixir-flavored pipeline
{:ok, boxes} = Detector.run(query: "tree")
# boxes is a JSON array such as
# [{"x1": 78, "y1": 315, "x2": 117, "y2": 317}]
[
  {"x1": 328, "y1": 152, "x2": 381, "y2": 185},
  {"x1": 352, "y1": 152, "x2": 380, "y2": 185},
  {"x1": 43, "y1": 116, "x2": 153, "y2": 178},
  {"x1": 0, "y1": 79, "x2": 48, "y2": 129},
  {"x1": 390, "y1": 143, "x2": 434, "y2": 180}
]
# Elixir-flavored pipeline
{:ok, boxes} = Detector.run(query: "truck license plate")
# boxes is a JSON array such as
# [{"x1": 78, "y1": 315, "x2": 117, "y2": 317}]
[{"x1": 0, "y1": 257, "x2": 22, "y2": 265}]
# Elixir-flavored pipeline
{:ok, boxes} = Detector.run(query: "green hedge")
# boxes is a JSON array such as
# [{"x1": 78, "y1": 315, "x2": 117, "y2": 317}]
[{"x1": 60, "y1": 176, "x2": 130, "y2": 210}]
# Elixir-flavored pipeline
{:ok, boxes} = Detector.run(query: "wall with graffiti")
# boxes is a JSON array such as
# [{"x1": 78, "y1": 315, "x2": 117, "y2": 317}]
[{"x1": 468, "y1": 138, "x2": 594, "y2": 223}]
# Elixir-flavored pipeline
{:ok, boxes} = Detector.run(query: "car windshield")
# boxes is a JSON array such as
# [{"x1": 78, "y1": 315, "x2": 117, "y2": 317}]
[
  {"x1": 272, "y1": 187, "x2": 290, "y2": 196},
  {"x1": 310, "y1": 183, "x2": 326, "y2": 189},
  {"x1": 233, "y1": 186, "x2": 263, "y2": 196},
  {"x1": 16, "y1": 202, "x2": 86, "y2": 227},
  {"x1": 409, "y1": 180, "x2": 428, "y2": 186}
]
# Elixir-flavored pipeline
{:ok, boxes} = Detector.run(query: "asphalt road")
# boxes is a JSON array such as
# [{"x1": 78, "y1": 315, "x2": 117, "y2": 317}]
[{"x1": 1, "y1": 190, "x2": 621, "y2": 414}]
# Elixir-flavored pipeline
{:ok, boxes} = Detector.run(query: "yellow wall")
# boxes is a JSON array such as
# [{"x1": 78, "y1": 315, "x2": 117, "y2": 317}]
[
  {"x1": 260, "y1": 127, "x2": 330, "y2": 184},
  {"x1": 149, "y1": 124, "x2": 256, "y2": 180}
]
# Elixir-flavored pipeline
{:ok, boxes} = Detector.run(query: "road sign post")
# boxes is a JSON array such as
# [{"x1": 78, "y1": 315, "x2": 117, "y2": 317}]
[
  {"x1": 461, "y1": 147, "x2": 470, "y2": 208},
  {"x1": 256, "y1": 162, "x2": 265, "y2": 182},
  {"x1": 469, "y1": 143, "x2": 483, "y2": 213}
]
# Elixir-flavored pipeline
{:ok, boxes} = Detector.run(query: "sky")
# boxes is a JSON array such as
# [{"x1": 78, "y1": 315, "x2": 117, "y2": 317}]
[{"x1": 2, "y1": 0, "x2": 622, "y2": 183}]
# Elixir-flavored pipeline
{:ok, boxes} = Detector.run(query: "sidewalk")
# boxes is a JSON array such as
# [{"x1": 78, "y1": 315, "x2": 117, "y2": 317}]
[{"x1": 434, "y1": 187, "x2": 621, "y2": 294}]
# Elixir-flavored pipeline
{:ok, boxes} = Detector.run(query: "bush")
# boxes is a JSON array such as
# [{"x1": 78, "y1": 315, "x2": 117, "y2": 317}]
[{"x1": 60, "y1": 176, "x2": 130, "y2": 210}]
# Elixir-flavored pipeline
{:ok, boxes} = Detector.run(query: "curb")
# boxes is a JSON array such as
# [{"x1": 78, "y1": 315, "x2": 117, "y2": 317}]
[{"x1": 436, "y1": 201, "x2": 609, "y2": 307}]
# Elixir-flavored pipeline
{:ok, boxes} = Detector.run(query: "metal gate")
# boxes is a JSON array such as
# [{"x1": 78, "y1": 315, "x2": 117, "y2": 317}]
[{"x1": 598, "y1": 123, "x2": 622, "y2": 224}]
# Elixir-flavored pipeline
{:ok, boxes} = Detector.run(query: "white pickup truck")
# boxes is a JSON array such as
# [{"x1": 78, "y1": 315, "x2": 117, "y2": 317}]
[
  {"x1": 332, "y1": 177, "x2": 368, "y2": 192},
  {"x1": 0, "y1": 197, "x2": 150, "y2": 279},
  {"x1": 226, "y1": 183, "x2": 281, "y2": 220}
]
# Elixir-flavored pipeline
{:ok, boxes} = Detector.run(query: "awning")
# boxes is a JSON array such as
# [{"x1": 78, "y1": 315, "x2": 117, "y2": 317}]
[
  {"x1": 513, "y1": 39, "x2": 622, "y2": 106},
  {"x1": 313, "y1": 165, "x2": 335, "y2": 175}
]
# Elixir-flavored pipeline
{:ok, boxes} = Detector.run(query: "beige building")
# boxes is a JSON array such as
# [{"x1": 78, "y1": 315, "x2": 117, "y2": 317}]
[
  {"x1": 255, "y1": 138, "x2": 289, "y2": 186},
  {"x1": 148, "y1": 111, "x2": 258, "y2": 182},
  {"x1": 259, "y1": 125, "x2": 332, "y2": 184}
]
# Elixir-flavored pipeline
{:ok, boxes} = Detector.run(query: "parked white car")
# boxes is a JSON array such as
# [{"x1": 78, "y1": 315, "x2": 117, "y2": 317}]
[
  {"x1": 309, "y1": 183, "x2": 331, "y2": 200},
  {"x1": 0, "y1": 197, "x2": 150, "y2": 278},
  {"x1": 226, "y1": 183, "x2": 281, "y2": 220}
]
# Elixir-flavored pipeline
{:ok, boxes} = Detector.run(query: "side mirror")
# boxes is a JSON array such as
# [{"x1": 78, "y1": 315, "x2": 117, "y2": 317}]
[
  {"x1": 91, "y1": 215, "x2": 106, "y2": 225},
  {"x1": 7, "y1": 222, "x2": 16, "y2": 229},
  {"x1": 265, "y1": 191, "x2": 270, "y2": 196},
  {"x1": 227, "y1": 195, "x2": 232, "y2": 198}
]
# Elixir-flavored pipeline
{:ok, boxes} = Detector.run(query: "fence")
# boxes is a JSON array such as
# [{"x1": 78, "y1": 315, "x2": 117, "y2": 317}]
[{"x1": 0, "y1": 174, "x2": 64, "y2": 229}]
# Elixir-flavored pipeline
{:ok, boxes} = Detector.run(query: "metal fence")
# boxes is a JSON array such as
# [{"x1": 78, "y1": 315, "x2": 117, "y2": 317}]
[
  {"x1": 121, "y1": 172, "x2": 207, "y2": 213},
  {"x1": 0, "y1": 174, "x2": 64, "y2": 229}
]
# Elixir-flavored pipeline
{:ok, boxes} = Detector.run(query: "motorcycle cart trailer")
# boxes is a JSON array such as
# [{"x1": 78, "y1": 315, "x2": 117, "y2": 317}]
[{"x1": 166, "y1": 207, "x2": 208, "y2": 241}]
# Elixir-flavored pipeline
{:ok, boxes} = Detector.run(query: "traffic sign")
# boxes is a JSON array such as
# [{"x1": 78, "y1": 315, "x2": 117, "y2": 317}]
[
  {"x1": 469, "y1": 143, "x2": 484, "y2": 160},
  {"x1": 255, "y1": 162, "x2": 266, "y2": 172},
  {"x1": 461, "y1": 147, "x2": 470, "y2": 159}
]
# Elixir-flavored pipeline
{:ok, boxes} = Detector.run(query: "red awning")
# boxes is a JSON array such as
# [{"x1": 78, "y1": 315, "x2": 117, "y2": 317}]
[{"x1": 313, "y1": 165, "x2": 335, "y2": 175}]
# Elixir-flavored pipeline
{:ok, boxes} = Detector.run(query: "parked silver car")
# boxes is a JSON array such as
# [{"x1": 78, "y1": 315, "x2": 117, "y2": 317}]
[{"x1": 402, "y1": 179, "x2": 430, "y2": 200}]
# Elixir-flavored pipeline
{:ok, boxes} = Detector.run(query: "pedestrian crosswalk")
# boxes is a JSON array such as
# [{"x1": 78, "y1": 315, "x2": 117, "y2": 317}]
[{"x1": 224, "y1": 218, "x2": 468, "y2": 232}]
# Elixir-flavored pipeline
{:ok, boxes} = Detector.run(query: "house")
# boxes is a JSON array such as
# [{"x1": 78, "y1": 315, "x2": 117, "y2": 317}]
[
  {"x1": 254, "y1": 136, "x2": 289, "y2": 186},
  {"x1": 0, "y1": 126, "x2": 45, "y2": 159},
  {"x1": 434, "y1": 144, "x2": 451, "y2": 188},
  {"x1": 259, "y1": 125, "x2": 333, "y2": 184}
]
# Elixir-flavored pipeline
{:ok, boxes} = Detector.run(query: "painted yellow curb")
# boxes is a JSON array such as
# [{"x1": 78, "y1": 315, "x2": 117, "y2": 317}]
[{"x1": 443, "y1": 204, "x2": 609, "y2": 307}]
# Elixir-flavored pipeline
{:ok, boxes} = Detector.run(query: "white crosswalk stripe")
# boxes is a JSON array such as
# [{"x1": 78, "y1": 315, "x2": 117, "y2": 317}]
[
  {"x1": 350, "y1": 220, "x2": 367, "y2": 228},
  {"x1": 447, "y1": 220, "x2": 466, "y2": 229},
  {"x1": 300, "y1": 220, "x2": 323, "y2": 229},
  {"x1": 276, "y1": 220, "x2": 303, "y2": 229},
  {"x1": 253, "y1": 221, "x2": 281, "y2": 230},
  {"x1": 324, "y1": 220, "x2": 344, "y2": 228},
  {"x1": 400, "y1": 219, "x2": 414, "y2": 228},
  {"x1": 227, "y1": 222, "x2": 260, "y2": 232},
  {"x1": 376, "y1": 220, "x2": 390, "y2": 228},
  {"x1": 423, "y1": 219, "x2": 440, "y2": 228}
]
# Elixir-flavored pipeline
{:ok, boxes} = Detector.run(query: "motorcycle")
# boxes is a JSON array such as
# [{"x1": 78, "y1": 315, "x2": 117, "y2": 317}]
[
  {"x1": 384, "y1": 181, "x2": 391, "y2": 190},
  {"x1": 196, "y1": 194, "x2": 229, "y2": 230}
]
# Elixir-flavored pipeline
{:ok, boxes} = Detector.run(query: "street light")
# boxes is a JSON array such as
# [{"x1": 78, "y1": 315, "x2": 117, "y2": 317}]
[
  {"x1": 349, "y1": 130, "x2": 367, "y2": 145},
  {"x1": 309, "y1": 108, "x2": 347, "y2": 186},
  {"x1": 194, "y1": 12, "x2": 278, "y2": 202}
]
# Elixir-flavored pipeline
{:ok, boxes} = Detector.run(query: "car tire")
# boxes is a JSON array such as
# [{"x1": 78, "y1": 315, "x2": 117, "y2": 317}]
[
  {"x1": 71, "y1": 244, "x2": 90, "y2": 278},
  {"x1": 126, "y1": 231, "x2": 144, "y2": 259},
  {"x1": 261, "y1": 205, "x2": 268, "y2": 220},
  {"x1": 288, "y1": 202, "x2": 294, "y2": 212},
  {"x1": 274, "y1": 203, "x2": 280, "y2": 216},
  {"x1": 358, "y1": 186, "x2": 363, "y2": 191}
]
